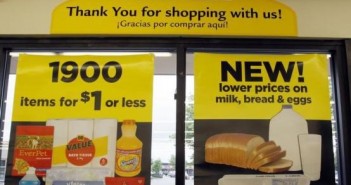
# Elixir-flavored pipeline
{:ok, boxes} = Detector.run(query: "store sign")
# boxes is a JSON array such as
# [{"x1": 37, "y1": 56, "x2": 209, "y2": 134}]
[
  {"x1": 194, "y1": 53, "x2": 335, "y2": 184},
  {"x1": 12, "y1": 54, "x2": 154, "y2": 121},
  {"x1": 51, "y1": 0, "x2": 297, "y2": 37},
  {"x1": 194, "y1": 54, "x2": 330, "y2": 120},
  {"x1": 10, "y1": 54, "x2": 154, "y2": 184}
]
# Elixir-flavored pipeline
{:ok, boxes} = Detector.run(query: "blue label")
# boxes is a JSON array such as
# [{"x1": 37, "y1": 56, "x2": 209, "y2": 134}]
[{"x1": 19, "y1": 180, "x2": 40, "y2": 185}]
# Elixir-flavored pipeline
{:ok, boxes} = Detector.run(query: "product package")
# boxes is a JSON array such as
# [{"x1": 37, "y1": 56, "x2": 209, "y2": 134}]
[
  {"x1": 46, "y1": 118, "x2": 117, "y2": 175},
  {"x1": 19, "y1": 167, "x2": 40, "y2": 185},
  {"x1": 218, "y1": 174, "x2": 310, "y2": 185},
  {"x1": 115, "y1": 120, "x2": 143, "y2": 177},
  {"x1": 46, "y1": 167, "x2": 112, "y2": 185},
  {"x1": 105, "y1": 177, "x2": 145, "y2": 185},
  {"x1": 12, "y1": 125, "x2": 54, "y2": 176}
]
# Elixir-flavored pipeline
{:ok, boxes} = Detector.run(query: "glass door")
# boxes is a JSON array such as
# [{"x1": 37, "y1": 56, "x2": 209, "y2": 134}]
[
  {"x1": 0, "y1": 38, "x2": 349, "y2": 185},
  {"x1": 1, "y1": 50, "x2": 178, "y2": 185},
  {"x1": 186, "y1": 51, "x2": 340, "y2": 185}
]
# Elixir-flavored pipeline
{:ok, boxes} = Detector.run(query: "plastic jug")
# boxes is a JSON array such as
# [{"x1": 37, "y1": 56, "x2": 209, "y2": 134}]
[{"x1": 269, "y1": 105, "x2": 308, "y2": 171}]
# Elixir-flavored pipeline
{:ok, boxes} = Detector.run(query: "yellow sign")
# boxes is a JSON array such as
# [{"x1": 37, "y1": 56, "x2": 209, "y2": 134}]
[
  {"x1": 51, "y1": 0, "x2": 297, "y2": 36},
  {"x1": 194, "y1": 53, "x2": 331, "y2": 120},
  {"x1": 12, "y1": 54, "x2": 154, "y2": 122}
]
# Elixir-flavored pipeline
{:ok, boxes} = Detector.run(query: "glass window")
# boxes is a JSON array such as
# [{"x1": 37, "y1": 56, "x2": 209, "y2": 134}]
[
  {"x1": 1, "y1": 51, "x2": 177, "y2": 185},
  {"x1": 187, "y1": 51, "x2": 340, "y2": 185},
  {"x1": 0, "y1": 39, "x2": 347, "y2": 185}
]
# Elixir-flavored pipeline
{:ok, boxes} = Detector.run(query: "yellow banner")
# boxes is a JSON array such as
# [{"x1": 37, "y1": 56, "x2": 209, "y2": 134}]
[
  {"x1": 51, "y1": 0, "x2": 297, "y2": 36},
  {"x1": 194, "y1": 53, "x2": 331, "y2": 120},
  {"x1": 12, "y1": 54, "x2": 154, "y2": 122}
]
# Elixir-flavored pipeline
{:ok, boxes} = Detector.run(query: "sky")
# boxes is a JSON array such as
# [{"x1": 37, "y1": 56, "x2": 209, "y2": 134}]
[{"x1": 151, "y1": 75, "x2": 194, "y2": 163}]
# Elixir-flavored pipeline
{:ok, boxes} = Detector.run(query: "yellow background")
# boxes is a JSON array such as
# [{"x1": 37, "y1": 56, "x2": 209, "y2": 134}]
[
  {"x1": 12, "y1": 54, "x2": 154, "y2": 122},
  {"x1": 194, "y1": 53, "x2": 331, "y2": 120},
  {"x1": 51, "y1": 0, "x2": 297, "y2": 36}
]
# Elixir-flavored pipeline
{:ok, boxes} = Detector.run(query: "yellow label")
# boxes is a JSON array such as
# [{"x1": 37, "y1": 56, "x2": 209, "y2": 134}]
[
  {"x1": 51, "y1": 0, "x2": 297, "y2": 36},
  {"x1": 115, "y1": 148, "x2": 142, "y2": 173},
  {"x1": 93, "y1": 136, "x2": 108, "y2": 157},
  {"x1": 194, "y1": 53, "x2": 331, "y2": 120},
  {"x1": 12, "y1": 54, "x2": 154, "y2": 122}
]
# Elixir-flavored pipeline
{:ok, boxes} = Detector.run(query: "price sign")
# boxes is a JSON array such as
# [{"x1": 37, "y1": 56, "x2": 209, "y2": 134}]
[
  {"x1": 49, "y1": 61, "x2": 122, "y2": 83},
  {"x1": 80, "y1": 91, "x2": 102, "y2": 110},
  {"x1": 12, "y1": 54, "x2": 154, "y2": 122}
]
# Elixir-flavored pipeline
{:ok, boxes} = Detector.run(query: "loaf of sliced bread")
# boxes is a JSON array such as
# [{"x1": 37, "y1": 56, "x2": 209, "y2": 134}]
[
  {"x1": 205, "y1": 133, "x2": 292, "y2": 173},
  {"x1": 205, "y1": 133, "x2": 265, "y2": 168}
]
